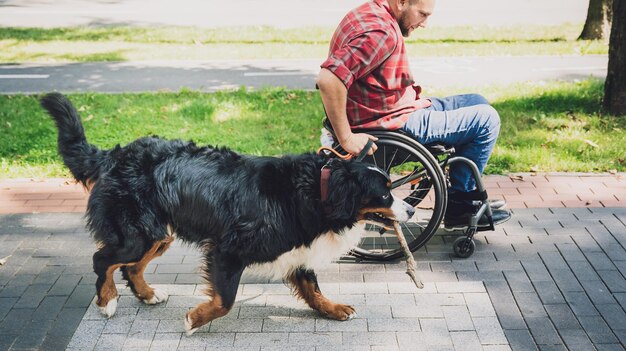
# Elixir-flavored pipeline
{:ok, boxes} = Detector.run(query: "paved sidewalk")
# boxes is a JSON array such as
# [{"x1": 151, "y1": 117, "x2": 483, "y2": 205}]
[
  {"x1": 1, "y1": 174, "x2": 626, "y2": 350},
  {"x1": 1, "y1": 174, "x2": 624, "y2": 214}
]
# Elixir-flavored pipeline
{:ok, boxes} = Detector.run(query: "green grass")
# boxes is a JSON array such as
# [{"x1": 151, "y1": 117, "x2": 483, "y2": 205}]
[
  {"x1": 0, "y1": 24, "x2": 608, "y2": 62},
  {"x1": 1, "y1": 79, "x2": 624, "y2": 178}
]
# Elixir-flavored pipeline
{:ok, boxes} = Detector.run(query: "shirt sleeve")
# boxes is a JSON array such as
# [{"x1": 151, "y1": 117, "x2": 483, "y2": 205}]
[{"x1": 321, "y1": 29, "x2": 396, "y2": 89}]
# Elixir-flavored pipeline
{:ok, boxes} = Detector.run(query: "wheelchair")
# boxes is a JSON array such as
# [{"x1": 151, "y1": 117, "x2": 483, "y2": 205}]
[{"x1": 321, "y1": 118, "x2": 496, "y2": 261}]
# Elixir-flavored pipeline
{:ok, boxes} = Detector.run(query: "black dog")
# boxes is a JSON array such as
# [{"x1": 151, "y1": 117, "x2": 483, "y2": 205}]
[{"x1": 41, "y1": 92, "x2": 414, "y2": 335}]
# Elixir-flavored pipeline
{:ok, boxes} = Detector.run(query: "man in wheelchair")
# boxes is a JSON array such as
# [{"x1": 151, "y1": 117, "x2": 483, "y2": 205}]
[{"x1": 316, "y1": 0, "x2": 511, "y2": 231}]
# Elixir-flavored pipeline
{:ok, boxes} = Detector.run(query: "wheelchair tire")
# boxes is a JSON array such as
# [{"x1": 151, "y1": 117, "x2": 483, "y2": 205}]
[{"x1": 337, "y1": 131, "x2": 448, "y2": 261}]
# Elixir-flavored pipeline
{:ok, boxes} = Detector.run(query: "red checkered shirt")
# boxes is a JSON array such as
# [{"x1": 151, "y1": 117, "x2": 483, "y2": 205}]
[{"x1": 321, "y1": 0, "x2": 431, "y2": 130}]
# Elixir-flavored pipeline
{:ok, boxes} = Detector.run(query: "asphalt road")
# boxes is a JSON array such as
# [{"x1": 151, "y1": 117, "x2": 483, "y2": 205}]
[
  {"x1": 0, "y1": 55, "x2": 607, "y2": 94},
  {"x1": 0, "y1": 0, "x2": 588, "y2": 28}
]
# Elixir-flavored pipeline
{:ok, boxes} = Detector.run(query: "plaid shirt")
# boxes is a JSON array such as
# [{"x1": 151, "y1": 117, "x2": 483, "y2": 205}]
[{"x1": 321, "y1": 0, "x2": 431, "y2": 130}]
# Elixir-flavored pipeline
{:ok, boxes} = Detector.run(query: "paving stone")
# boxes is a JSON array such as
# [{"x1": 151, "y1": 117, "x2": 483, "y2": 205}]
[
  {"x1": 48, "y1": 307, "x2": 87, "y2": 336},
  {"x1": 66, "y1": 319, "x2": 106, "y2": 350},
  {"x1": 596, "y1": 304, "x2": 626, "y2": 330},
  {"x1": 562, "y1": 291, "x2": 599, "y2": 317},
  {"x1": 549, "y1": 269, "x2": 584, "y2": 292},
  {"x1": 598, "y1": 270, "x2": 626, "y2": 293},
  {"x1": 577, "y1": 316, "x2": 619, "y2": 344},
  {"x1": 521, "y1": 260, "x2": 553, "y2": 282},
  {"x1": 0, "y1": 334, "x2": 16, "y2": 351},
  {"x1": 387, "y1": 282, "x2": 436, "y2": 294},
  {"x1": 512, "y1": 291, "x2": 547, "y2": 318},
  {"x1": 368, "y1": 318, "x2": 420, "y2": 332},
  {"x1": 484, "y1": 281, "x2": 526, "y2": 330},
  {"x1": 239, "y1": 306, "x2": 288, "y2": 319},
  {"x1": 559, "y1": 328, "x2": 595, "y2": 351},
  {"x1": 545, "y1": 305, "x2": 580, "y2": 331},
  {"x1": 436, "y1": 281, "x2": 485, "y2": 294},
  {"x1": 579, "y1": 279, "x2": 617, "y2": 305},
  {"x1": 504, "y1": 329, "x2": 538, "y2": 351},
  {"x1": 345, "y1": 305, "x2": 392, "y2": 319},
  {"x1": 391, "y1": 304, "x2": 443, "y2": 318},
  {"x1": 179, "y1": 332, "x2": 235, "y2": 348},
  {"x1": 365, "y1": 293, "x2": 414, "y2": 306},
  {"x1": 442, "y1": 305, "x2": 474, "y2": 331},
  {"x1": 464, "y1": 292, "x2": 496, "y2": 317},
  {"x1": 472, "y1": 316, "x2": 507, "y2": 345},
  {"x1": 415, "y1": 293, "x2": 464, "y2": 307},
  {"x1": 556, "y1": 243, "x2": 587, "y2": 262},
  {"x1": 503, "y1": 270, "x2": 534, "y2": 292},
  {"x1": 532, "y1": 281, "x2": 565, "y2": 304},
  {"x1": 287, "y1": 331, "x2": 342, "y2": 346},
  {"x1": 567, "y1": 260, "x2": 602, "y2": 281},
  {"x1": 210, "y1": 318, "x2": 264, "y2": 333},
  {"x1": 261, "y1": 316, "x2": 315, "y2": 332},
  {"x1": 525, "y1": 317, "x2": 562, "y2": 346},
  {"x1": 65, "y1": 284, "x2": 96, "y2": 308},
  {"x1": 342, "y1": 331, "x2": 397, "y2": 346},
  {"x1": 123, "y1": 319, "x2": 158, "y2": 348},
  {"x1": 150, "y1": 332, "x2": 182, "y2": 351},
  {"x1": 10, "y1": 318, "x2": 54, "y2": 350},
  {"x1": 450, "y1": 331, "x2": 482, "y2": 351},
  {"x1": 537, "y1": 345, "x2": 568, "y2": 351},
  {"x1": 419, "y1": 318, "x2": 453, "y2": 346},
  {"x1": 594, "y1": 344, "x2": 626, "y2": 351},
  {"x1": 457, "y1": 271, "x2": 507, "y2": 282},
  {"x1": 0, "y1": 308, "x2": 34, "y2": 334},
  {"x1": 0, "y1": 297, "x2": 17, "y2": 320},
  {"x1": 94, "y1": 333, "x2": 126, "y2": 351}
]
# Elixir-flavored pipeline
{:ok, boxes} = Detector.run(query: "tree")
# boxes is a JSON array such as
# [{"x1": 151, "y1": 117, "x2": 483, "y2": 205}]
[
  {"x1": 604, "y1": 0, "x2": 626, "y2": 115},
  {"x1": 579, "y1": 0, "x2": 613, "y2": 40}
]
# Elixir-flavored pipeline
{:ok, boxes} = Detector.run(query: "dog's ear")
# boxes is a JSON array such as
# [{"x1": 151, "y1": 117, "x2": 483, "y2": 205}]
[{"x1": 326, "y1": 161, "x2": 361, "y2": 222}]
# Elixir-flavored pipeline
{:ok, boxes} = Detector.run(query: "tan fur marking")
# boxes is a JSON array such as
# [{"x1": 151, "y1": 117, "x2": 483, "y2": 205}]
[
  {"x1": 96, "y1": 263, "x2": 124, "y2": 307},
  {"x1": 187, "y1": 294, "x2": 230, "y2": 329},
  {"x1": 288, "y1": 272, "x2": 355, "y2": 320},
  {"x1": 126, "y1": 237, "x2": 174, "y2": 299},
  {"x1": 96, "y1": 236, "x2": 174, "y2": 305},
  {"x1": 84, "y1": 178, "x2": 96, "y2": 192}
]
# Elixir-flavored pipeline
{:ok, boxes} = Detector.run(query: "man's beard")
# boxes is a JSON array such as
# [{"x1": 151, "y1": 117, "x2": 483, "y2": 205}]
[{"x1": 398, "y1": 10, "x2": 411, "y2": 37}]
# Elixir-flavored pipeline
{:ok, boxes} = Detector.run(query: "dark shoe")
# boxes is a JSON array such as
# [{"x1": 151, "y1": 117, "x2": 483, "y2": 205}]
[
  {"x1": 444, "y1": 192, "x2": 511, "y2": 231},
  {"x1": 444, "y1": 208, "x2": 511, "y2": 231}
]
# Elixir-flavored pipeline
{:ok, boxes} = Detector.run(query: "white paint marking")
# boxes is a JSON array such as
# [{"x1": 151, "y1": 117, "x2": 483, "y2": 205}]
[
  {"x1": 0, "y1": 74, "x2": 50, "y2": 79},
  {"x1": 243, "y1": 72, "x2": 309, "y2": 77}
]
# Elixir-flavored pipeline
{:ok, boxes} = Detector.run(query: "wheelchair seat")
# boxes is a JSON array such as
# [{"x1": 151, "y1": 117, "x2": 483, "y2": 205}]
[{"x1": 321, "y1": 118, "x2": 454, "y2": 156}]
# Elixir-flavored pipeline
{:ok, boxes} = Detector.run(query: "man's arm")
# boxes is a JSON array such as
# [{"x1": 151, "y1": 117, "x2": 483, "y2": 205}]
[{"x1": 316, "y1": 68, "x2": 377, "y2": 156}]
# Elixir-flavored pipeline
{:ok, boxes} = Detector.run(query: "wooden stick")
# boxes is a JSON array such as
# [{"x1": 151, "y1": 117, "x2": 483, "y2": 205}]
[{"x1": 392, "y1": 222, "x2": 424, "y2": 289}]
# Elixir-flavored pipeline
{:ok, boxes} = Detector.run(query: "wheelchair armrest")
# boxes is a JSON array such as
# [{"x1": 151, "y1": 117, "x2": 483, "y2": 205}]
[{"x1": 321, "y1": 118, "x2": 454, "y2": 156}]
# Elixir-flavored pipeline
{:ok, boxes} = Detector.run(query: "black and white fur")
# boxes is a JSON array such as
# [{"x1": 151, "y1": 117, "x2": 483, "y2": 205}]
[{"x1": 40, "y1": 92, "x2": 414, "y2": 335}]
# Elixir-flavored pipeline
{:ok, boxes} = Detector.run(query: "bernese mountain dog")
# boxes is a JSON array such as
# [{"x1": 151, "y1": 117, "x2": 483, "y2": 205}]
[{"x1": 41, "y1": 92, "x2": 415, "y2": 335}]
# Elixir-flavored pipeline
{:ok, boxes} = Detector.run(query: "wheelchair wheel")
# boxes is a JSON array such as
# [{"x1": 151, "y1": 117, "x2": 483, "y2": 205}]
[{"x1": 338, "y1": 131, "x2": 448, "y2": 261}]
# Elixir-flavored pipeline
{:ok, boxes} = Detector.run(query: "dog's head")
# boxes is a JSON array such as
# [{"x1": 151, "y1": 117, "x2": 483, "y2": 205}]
[{"x1": 324, "y1": 159, "x2": 415, "y2": 225}]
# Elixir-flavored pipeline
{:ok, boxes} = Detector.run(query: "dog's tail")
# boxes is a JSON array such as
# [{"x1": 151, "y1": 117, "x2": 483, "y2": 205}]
[{"x1": 40, "y1": 92, "x2": 107, "y2": 188}]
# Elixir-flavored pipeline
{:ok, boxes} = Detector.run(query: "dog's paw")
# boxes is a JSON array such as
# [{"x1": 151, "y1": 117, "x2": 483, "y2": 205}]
[
  {"x1": 184, "y1": 313, "x2": 199, "y2": 336},
  {"x1": 98, "y1": 297, "x2": 118, "y2": 318},
  {"x1": 143, "y1": 288, "x2": 168, "y2": 305},
  {"x1": 324, "y1": 303, "x2": 357, "y2": 321}
]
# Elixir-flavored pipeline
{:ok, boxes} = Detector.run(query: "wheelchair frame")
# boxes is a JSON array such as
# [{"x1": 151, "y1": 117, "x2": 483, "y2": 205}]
[{"x1": 322, "y1": 120, "x2": 495, "y2": 260}]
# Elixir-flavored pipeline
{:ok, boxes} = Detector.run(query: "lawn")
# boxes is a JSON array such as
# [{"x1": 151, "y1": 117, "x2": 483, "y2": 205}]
[
  {"x1": 1, "y1": 79, "x2": 624, "y2": 178},
  {"x1": 0, "y1": 24, "x2": 608, "y2": 62}
]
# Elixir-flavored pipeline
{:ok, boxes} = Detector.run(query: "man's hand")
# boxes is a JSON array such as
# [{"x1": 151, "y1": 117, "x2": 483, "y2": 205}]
[{"x1": 340, "y1": 133, "x2": 378, "y2": 156}]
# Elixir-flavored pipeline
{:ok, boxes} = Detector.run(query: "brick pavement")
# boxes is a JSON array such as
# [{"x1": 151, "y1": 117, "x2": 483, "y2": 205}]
[
  {"x1": 0, "y1": 174, "x2": 625, "y2": 350},
  {"x1": 1, "y1": 174, "x2": 624, "y2": 214}
]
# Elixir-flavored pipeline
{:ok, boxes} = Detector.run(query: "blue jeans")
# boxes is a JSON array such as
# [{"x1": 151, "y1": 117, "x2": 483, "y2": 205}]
[{"x1": 400, "y1": 94, "x2": 500, "y2": 194}]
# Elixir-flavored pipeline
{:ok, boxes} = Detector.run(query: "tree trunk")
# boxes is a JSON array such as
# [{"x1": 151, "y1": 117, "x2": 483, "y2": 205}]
[
  {"x1": 604, "y1": 0, "x2": 626, "y2": 115},
  {"x1": 579, "y1": 0, "x2": 613, "y2": 40}
]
